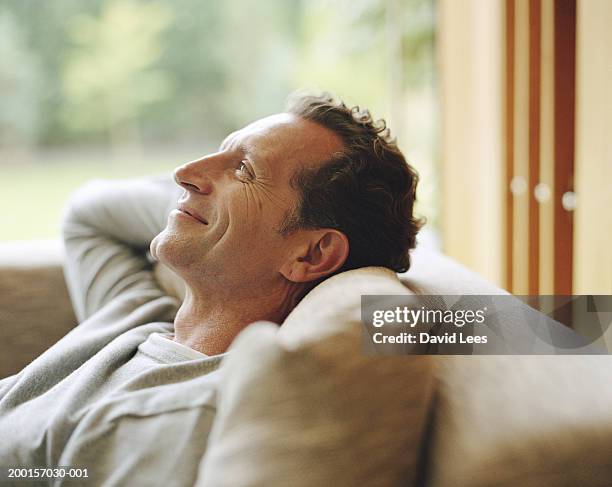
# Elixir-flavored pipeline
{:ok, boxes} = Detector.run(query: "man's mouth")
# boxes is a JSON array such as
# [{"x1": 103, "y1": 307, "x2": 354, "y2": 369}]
[{"x1": 177, "y1": 205, "x2": 208, "y2": 225}]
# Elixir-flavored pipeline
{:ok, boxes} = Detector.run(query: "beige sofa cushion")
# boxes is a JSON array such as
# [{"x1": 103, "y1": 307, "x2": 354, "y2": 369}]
[
  {"x1": 399, "y1": 246, "x2": 509, "y2": 296},
  {"x1": 428, "y1": 355, "x2": 612, "y2": 487},
  {"x1": 399, "y1": 251, "x2": 612, "y2": 486},
  {"x1": 196, "y1": 267, "x2": 435, "y2": 487},
  {"x1": 0, "y1": 240, "x2": 76, "y2": 378}
]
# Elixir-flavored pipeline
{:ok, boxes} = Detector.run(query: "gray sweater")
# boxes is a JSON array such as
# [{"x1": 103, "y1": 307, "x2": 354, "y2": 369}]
[{"x1": 0, "y1": 176, "x2": 223, "y2": 486}]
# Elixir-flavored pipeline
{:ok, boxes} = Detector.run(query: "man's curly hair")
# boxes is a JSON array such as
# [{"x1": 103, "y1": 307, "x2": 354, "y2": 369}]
[{"x1": 281, "y1": 92, "x2": 423, "y2": 274}]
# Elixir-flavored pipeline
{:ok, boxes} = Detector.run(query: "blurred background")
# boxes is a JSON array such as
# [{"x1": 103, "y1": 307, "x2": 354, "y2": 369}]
[
  {"x1": 0, "y1": 0, "x2": 438, "y2": 242},
  {"x1": 1, "y1": 0, "x2": 609, "y2": 295}
]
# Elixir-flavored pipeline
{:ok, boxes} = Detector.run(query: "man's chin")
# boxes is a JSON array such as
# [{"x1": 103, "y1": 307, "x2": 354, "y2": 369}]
[
  {"x1": 150, "y1": 231, "x2": 178, "y2": 267},
  {"x1": 150, "y1": 232, "x2": 163, "y2": 262},
  {"x1": 150, "y1": 230, "x2": 201, "y2": 272}
]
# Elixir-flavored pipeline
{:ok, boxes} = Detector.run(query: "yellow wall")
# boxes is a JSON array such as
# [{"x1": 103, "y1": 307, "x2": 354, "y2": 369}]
[
  {"x1": 574, "y1": 0, "x2": 612, "y2": 294},
  {"x1": 439, "y1": 0, "x2": 610, "y2": 294},
  {"x1": 438, "y1": 0, "x2": 505, "y2": 287}
]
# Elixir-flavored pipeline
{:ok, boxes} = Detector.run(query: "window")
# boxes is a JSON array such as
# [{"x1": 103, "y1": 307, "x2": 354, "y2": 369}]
[{"x1": 0, "y1": 0, "x2": 438, "y2": 242}]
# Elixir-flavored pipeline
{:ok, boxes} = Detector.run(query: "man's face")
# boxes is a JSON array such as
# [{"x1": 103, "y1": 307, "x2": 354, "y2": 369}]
[{"x1": 151, "y1": 113, "x2": 343, "y2": 291}]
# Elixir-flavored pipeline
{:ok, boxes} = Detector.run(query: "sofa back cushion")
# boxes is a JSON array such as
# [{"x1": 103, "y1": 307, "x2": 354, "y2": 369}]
[
  {"x1": 427, "y1": 354, "x2": 612, "y2": 487},
  {"x1": 399, "y1": 250, "x2": 612, "y2": 487},
  {"x1": 0, "y1": 240, "x2": 76, "y2": 378}
]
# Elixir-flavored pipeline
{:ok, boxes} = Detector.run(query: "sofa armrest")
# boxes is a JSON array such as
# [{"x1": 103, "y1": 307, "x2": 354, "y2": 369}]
[{"x1": 0, "y1": 240, "x2": 76, "y2": 378}]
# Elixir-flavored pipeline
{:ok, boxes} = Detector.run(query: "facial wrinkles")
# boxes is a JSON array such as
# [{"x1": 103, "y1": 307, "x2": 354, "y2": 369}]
[
  {"x1": 237, "y1": 149, "x2": 295, "y2": 217},
  {"x1": 238, "y1": 178, "x2": 289, "y2": 234},
  {"x1": 217, "y1": 120, "x2": 305, "y2": 239},
  {"x1": 241, "y1": 184, "x2": 256, "y2": 229},
  {"x1": 254, "y1": 178, "x2": 292, "y2": 210},
  {"x1": 258, "y1": 155, "x2": 294, "y2": 199}
]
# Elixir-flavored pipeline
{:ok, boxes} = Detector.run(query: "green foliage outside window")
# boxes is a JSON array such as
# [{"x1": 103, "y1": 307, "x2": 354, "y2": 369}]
[{"x1": 0, "y1": 0, "x2": 437, "y2": 241}]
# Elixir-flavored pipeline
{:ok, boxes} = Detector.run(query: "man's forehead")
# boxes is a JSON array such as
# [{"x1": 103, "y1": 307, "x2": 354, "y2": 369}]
[
  {"x1": 221, "y1": 113, "x2": 344, "y2": 167},
  {"x1": 221, "y1": 113, "x2": 300, "y2": 147},
  {"x1": 244, "y1": 112, "x2": 297, "y2": 133}
]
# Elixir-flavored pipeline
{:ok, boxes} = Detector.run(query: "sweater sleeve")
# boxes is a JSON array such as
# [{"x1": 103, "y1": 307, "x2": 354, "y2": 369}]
[{"x1": 61, "y1": 175, "x2": 183, "y2": 323}]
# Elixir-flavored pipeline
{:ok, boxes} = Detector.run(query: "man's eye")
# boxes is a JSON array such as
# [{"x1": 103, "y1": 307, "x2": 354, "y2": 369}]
[{"x1": 237, "y1": 161, "x2": 254, "y2": 179}]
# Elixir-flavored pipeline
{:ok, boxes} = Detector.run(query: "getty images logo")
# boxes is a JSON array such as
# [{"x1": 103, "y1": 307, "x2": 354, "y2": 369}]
[{"x1": 371, "y1": 306, "x2": 487, "y2": 328}]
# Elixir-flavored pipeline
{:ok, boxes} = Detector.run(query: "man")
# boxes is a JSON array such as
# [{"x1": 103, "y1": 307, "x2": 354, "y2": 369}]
[{"x1": 0, "y1": 94, "x2": 421, "y2": 484}]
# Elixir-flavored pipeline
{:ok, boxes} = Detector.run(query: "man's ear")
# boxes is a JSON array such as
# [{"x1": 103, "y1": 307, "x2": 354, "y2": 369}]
[{"x1": 280, "y1": 229, "x2": 349, "y2": 283}]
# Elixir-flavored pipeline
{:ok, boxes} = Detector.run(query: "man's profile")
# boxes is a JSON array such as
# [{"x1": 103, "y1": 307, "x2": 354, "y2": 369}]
[{"x1": 0, "y1": 93, "x2": 421, "y2": 483}]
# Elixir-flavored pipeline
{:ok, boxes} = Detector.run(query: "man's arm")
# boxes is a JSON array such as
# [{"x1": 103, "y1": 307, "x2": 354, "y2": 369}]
[{"x1": 61, "y1": 175, "x2": 182, "y2": 323}]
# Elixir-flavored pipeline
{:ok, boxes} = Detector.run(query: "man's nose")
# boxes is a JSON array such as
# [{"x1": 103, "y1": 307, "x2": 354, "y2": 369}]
[{"x1": 173, "y1": 157, "x2": 217, "y2": 195}]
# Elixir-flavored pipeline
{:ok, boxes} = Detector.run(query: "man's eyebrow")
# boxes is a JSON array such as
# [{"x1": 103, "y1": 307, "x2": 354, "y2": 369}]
[
  {"x1": 236, "y1": 143, "x2": 265, "y2": 167},
  {"x1": 218, "y1": 134, "x2": 244, "y2": 153},
  {"x1": 219, "y1": 138, "x2": 266, "y2": 167},
  {"x1": 219, "y1": 136, "x2": 231, "y2": 151},
  {"x1": 219, "y1": 131, "x2": 239, "y2": 151}
]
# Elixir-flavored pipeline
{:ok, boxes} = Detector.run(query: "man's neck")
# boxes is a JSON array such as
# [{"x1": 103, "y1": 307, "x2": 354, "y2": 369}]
[{"x1": 173, "y1": 283, "x2": 300, "y2": 355}]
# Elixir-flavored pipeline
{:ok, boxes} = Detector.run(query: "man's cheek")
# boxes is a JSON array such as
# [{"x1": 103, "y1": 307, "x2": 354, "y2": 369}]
[{"x1": 231, "y1": 202, "x2": 258, "y2": 235}]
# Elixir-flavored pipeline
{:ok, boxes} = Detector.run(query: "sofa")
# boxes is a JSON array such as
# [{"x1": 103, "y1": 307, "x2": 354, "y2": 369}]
[{"x1": 1, "y1": 239, "x2": 612, "y2": 486}]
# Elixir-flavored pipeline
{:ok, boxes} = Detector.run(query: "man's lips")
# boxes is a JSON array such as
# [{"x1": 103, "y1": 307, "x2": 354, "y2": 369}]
[{"x1": 177, "y1": 204, "x2": 208, "y2": 225}]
